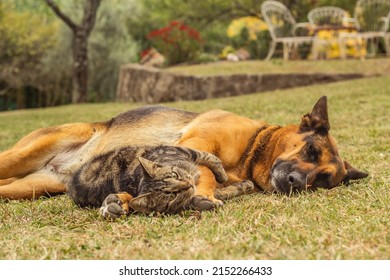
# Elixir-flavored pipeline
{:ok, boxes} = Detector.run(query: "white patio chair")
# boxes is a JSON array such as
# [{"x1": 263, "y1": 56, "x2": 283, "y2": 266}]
[
  {"x1": 308, "y1": 6, "x2": 349, "y2": 27},
  {"x1": 261, "y1": 0, "x2": 314, "y2": 60},
  {"x1": 385, "y1": 17, "x2": 390, "y2": 55},
  {"x1": 352, "y1": 0, "x2": 390, "y2": 56}
]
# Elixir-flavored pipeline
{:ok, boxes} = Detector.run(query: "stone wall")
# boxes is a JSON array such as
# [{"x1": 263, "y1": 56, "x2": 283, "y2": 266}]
[{"x1": 116, "y1": 64, "x2": 366, "y2": 103}]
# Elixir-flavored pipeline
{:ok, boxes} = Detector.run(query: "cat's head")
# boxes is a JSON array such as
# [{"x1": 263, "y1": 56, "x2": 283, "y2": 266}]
[{"x1": 129, "y1": 157, "x2": 198, "y2": 214}]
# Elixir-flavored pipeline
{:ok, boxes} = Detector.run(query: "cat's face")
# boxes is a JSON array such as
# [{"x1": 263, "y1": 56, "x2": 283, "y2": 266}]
[{"x1": 130, "y1": 157, "x2": 199, "y2": 214}]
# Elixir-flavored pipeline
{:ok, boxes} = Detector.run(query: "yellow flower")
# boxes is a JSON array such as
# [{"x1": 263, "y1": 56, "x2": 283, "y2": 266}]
[
  {"x1": 227, "y1": 16, "x2": 268, "y2": 40},
  {"x1": 220, "y1": 45, "x2": 235, "y2": 58},
  {"x1": 311, "y1": 29, "x2": 367, "y2": 59}
]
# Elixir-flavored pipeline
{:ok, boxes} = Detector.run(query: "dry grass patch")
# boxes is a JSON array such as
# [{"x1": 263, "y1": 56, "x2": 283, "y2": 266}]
[{"x1": 0, "y1": 75, "x2": 389, "y2": 259}]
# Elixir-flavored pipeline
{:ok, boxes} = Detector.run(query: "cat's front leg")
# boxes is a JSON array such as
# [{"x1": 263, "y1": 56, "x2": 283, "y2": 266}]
[
  {"x1": 99, "y1": 192, "x2": 133, "y2": 219},
  {"x1": 215, "y1": 180, "x2": 255, "y2": 201},
  {"x1": 215, "y1": 172, "x2": 255, "y2": 201}
]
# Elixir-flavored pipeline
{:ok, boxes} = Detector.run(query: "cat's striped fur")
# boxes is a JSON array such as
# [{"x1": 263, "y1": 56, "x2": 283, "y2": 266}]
[{"x1": 68, "y1": 145, "x2": 227, "y2": 215}]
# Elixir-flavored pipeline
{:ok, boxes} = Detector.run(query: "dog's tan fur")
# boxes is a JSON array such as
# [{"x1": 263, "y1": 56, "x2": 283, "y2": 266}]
[{"x1": 0, "y1": 96, "x2": 367, "y2": 208}]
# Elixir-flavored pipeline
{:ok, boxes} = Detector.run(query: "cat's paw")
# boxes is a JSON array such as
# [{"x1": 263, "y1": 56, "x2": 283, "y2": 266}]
[
  {"x1": 238, "y1": 180, "x2": 255, "y2": 193},
  {"x1": 191, "y1": 195, "x2": 223, "y2": 211},
  {"x1": 210, "y1": 159, "x2": 228, "y2": 184},
  {"x1": 214, "y1": 167, "x2": 228, "y2": 184},
  {"x1": 99, "y1": 194, "x2": 128, "y2": 219},
  {"x1": 214, "y1": 180, "x2": 256, "y2": 201}
]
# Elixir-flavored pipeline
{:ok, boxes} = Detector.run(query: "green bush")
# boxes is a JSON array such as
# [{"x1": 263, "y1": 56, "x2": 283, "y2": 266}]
[
  {"x1": 248, "y1": 30, "x2": 272, "y2": 59},
  {"x1": 147, "y1": 21, "x2": 203, "y2": 65}
]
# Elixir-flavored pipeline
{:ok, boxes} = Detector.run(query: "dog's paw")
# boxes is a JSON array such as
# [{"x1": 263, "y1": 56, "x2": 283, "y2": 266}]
[
  {"x1": 99, "y1": 194, "x2": 128, "y2": 219},
  {"x1": 191, "y1": 195, "x2": 223, "y2": 211}
]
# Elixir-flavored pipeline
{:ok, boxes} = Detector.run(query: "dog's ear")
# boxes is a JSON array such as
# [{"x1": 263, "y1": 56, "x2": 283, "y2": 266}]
[
  {"x1": 343, "y1": 161, "x2": 368, "y2": 183},
  {"x1": 299, "y1": 96, "x2": 330, "y2": 134}
]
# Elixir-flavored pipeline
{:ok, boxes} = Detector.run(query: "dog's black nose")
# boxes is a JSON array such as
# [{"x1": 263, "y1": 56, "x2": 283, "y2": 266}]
[{"x1": 287, "y1": 171, "x2": 306, "y2": 189}]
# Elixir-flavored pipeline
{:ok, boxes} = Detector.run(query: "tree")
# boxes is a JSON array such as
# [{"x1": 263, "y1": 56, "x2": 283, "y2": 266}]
[
  {"x1": 45, "y1": 0, "x2": 101, "y2": 103},
  {"x1": 0, "y1": 3, "x2": 58, "y2": 109}
]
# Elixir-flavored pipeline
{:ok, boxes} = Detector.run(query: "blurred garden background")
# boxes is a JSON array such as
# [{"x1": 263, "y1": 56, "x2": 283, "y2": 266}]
[
  {"x1": 1, "y1": 0, "x2": 389, "y2": 110},
  {"x1": 1, "y1": 0, "x2": 389, "y2": 260}
]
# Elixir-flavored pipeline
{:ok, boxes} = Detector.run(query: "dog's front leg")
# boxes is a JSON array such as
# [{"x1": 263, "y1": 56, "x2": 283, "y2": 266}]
[
  {"x1": 176, "y1": 137, "x2": 223, "y2": 211},
  {"x1": 190, "y1": 166, "x2": 223, "y2": 211}
]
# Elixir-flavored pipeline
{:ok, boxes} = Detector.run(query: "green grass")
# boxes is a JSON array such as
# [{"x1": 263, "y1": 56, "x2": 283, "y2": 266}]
[
  {"x1": 166, "y1": 58, "x2": 390, "y2": 76},
  {"x1": 0, "y1": 71, "x2": 389, "y2": 259}
]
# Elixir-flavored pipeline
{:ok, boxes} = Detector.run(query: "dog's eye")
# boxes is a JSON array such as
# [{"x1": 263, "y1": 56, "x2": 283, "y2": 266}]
[
  {"x1": 313, "y1": 173, "x2": 331, "y2": 188},
  {"x1": 306, "y1": 144, "x2": 320, "y2": 162}
]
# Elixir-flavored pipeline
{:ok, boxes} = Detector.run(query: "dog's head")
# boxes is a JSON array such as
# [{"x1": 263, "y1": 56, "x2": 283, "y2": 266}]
[{"x1": 267, "y1": 96, "x2": 368, "y2": 194}]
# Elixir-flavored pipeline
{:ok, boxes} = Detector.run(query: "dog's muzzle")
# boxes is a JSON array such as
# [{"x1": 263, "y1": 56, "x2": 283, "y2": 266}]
[{"x1": 270, "y1": 160, "x2": 308, "y2": 194}]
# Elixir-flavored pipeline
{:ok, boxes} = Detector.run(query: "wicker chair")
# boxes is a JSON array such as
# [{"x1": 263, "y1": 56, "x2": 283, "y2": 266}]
[
  {"x1": 352, "y1": 0, "x2": 390, "y2": 56},
  {"x1": 308, "y1": 6, "x2": 349, "y2": 27},
  {"x1": 385, "y1": 19, "x2": 390, "y2": 55},
  {"x1": 261, "y1": 0, "x2": 313, "y2": 60}
]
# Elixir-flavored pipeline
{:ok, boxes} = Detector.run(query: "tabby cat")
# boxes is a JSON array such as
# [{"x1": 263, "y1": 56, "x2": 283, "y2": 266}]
[{"x1": 68, "y1": 145, "x2": 228, "y2": 217}]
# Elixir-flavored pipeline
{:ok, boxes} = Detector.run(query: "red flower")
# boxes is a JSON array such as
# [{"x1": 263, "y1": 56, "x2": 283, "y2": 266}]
[
  {"x1": 179, "y1": 24, "x2": 188, "y2": 31},
  {"x1": 140, "y1": 48, "x2": 152, "y2": 58},
  {"x1": 187, "y1": 29, "x2": 200, "y2": 40},
  {"x1": 170, "y1": 20, "x2": 182, "y2": 27},
  {"x1": 146, "y1": 29, "x2": 159, "y2": 39}
]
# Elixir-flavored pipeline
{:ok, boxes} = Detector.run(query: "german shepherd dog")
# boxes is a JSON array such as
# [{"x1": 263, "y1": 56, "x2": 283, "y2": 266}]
[{"x1": 0, "y1": 96, "x2": 367, "y2": 210}]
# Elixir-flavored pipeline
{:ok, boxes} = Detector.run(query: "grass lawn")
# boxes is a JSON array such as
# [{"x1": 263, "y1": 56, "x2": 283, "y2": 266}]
[
  {"x1": 166, "y1": 58, "x2": 390, "y2": 76},
  {"x1": 0, "y1": 71, "x2": 389, "y2": 259}
]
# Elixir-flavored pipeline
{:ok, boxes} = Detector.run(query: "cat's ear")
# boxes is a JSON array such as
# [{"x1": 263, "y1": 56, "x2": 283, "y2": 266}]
[{"x1": 138, "y1": 157, "x2": 161, "y2": 177}]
